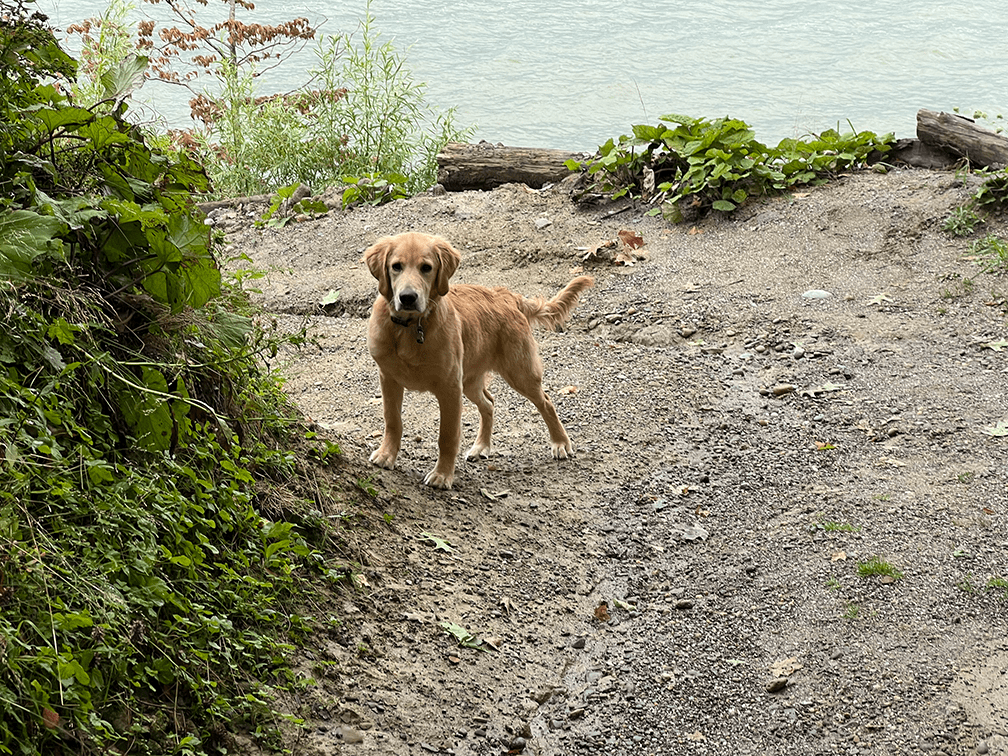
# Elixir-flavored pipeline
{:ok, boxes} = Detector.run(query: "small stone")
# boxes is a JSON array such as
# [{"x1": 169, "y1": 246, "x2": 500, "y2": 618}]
[
  {"x1": 675, "y1": 599, "x2": 694, "y2": 610},
  {"x1": 568, "y1": 707, "x2": 585, "y2": 720},
  {"x1": 572, "y1": 636, "x2": 586, "y2": 649},
  {"x1": 793, "y1": 347, "x2": 805, "y2": 359},
  {"x1": 802, "y1": 289, "x2": 832, "y2": 299},
  {"x1": 535, "y1": 217, "x2": 552, "y2": 229},
  {"x1": 766, "y1": 677, "x2": 789, "y2": 693},
  {"x1": 772, "y1": 383, "x2": 796, "y2": 396},
  {"x1": 340, "y1": 726, "x2": 365, "y2": 744},
  {"x1": 977, "y1": 741, "x2": 989, "y2": 754}
]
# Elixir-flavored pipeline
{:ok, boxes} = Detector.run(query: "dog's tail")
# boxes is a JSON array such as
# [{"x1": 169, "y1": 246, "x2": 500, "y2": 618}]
[{"x1": 517, "y1": 276, "x2": 594, "y2": 330}]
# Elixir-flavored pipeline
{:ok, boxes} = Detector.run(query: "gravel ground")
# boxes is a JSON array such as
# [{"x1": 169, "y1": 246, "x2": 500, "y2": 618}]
[{"x1": 216, "y1": 167, "x2": 1008, "y2": 756}]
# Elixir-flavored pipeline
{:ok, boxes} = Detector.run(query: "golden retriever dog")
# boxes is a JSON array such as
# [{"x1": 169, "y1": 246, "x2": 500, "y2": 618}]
[{"x1": 364, "y1": 231, "x2": 593, "y2": 489}]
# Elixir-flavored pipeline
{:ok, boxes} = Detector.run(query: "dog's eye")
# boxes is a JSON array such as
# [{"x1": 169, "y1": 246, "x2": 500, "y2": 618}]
[
  {"x1": 390, "y1": 262, "x2": 402, "y2": 272},
  {"x1": 420, "y1": 263, "x2": 433, "y2": 273}
]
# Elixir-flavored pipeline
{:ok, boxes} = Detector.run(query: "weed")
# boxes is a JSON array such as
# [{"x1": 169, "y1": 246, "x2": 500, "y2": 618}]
[
  {"x1": 825, "y1": 576, "x2": 842, "y2": 590},
  {"x1": 857, "y1": 556, "x2": 904, "y2": 580},
  {"x1": 943, "y1": 206, "x2": 982, "y2": 236},
  {"x1": 819, "y1": 520, "x2": 862, "y2": 533},
  {"x1": 357, "y1": 476, "x2": 379, "y2": 496},
  {"x1": 944, "y1": 169, "x2": 1008, "y2": 246},
  {"x1": 307, "y1": 0, "x2": 474, "y2": 200},
  {"x1": 971, "y1": 234, "x2": 1008, "y2": 274},
  {"x1": 987, "y1": 576, "x2": 1008, "y2": 596},
  {"x1": 843, "y1": 602, "x2": 860, "y2": 619},
  {"x1": 569, "y1": 115, "x2": 892, "y2": 221}
]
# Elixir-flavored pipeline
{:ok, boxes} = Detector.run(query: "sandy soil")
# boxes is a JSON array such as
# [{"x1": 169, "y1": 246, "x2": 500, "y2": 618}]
[{"x1": 214, "y1": 166, "x2": 1008, "y2": 756}]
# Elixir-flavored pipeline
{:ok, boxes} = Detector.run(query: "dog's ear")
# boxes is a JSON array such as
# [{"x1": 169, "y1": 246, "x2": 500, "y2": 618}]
[
  {"x1": 363, "y1": 237, "x2": 394, "y2": 300},
  {"x1": 432, "y1": 238, "x2": 460, "y2": 297}
]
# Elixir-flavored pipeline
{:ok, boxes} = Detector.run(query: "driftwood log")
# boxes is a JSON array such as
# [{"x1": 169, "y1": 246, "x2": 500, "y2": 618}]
[
  {"x1": 916, "y1": 109, "x2": 1008, "y2": 168},
  {"x1": 436, "y1": 141, "x2": 589, "y2": 191}
]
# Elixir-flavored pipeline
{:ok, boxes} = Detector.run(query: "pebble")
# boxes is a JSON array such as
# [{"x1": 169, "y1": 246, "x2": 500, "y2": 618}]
[
  {"x1": 766, "y1": 677, "x2": 789, "y2": 693},
  {"x1": 340, "y1": 726, "x2": 365, "y2": 743},
  {"x1": 772, "y1": 384, "x2": 796, "y2": 396}
]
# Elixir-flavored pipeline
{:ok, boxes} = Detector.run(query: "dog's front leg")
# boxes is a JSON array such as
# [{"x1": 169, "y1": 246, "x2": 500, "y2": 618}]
[
  {"x1": 370, "y1": 372, "x2": 404, "y2": 469},
  {"x1": 424, "y1": 387, "x2": 463, "y2": 489}
]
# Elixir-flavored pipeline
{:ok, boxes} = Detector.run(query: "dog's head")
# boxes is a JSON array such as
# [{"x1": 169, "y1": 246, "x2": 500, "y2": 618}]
[{"x1": 364, "y1": 232, "x2": 460, "y2": 315}]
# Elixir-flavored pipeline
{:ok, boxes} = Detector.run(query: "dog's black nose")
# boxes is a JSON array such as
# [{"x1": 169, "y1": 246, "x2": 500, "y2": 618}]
[{"x1": 398, "y1": 291, "x2": 419, "y2": 309}]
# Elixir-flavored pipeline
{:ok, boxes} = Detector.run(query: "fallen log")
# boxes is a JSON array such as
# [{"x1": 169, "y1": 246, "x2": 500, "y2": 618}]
[
  {"x1": 436, "y1": 141, "x2": 590, "y2": 191},
  {"x1": 916, "y1": 109, "x2": 1008, "y2": 168}
]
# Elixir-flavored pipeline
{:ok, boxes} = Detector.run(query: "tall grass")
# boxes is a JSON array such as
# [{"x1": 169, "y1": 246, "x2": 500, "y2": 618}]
[
  {"x1": 69, "y1": 0, "x2": 472, "y2": 200},
  {"x1": 194, "y1": 0, "x2": 472, "y2": 199}
]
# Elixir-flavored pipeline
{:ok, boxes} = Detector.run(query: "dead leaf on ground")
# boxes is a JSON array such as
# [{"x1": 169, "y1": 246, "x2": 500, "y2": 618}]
[
  {"x1": 582, "y1": 239, "x2": 616, "y2": 262},
  {"x1": 982, "y1": 420, "x2": 1008, "y2": 437},
  {"x1": 594, "y1": 602, "x2": 610, "y2": 622},
  {"x1": 770, "y1": 656, "x2": 803, "y2": 678},
  {"x1": 419, "y1": 532, "x2": 455, "y2": 553},
  {"x1": 480, "y1": 488, "x2": 510, "y2": 501},
  {"x1": 614, "y1": 249, "x2": 637, "y2": 266},
  {"x1": 688, "y1": 226, "x2": 704, "y2": 235},
  {"x1": 558, "y1": 385, "x2": 579, "y2": 395},
  {"x1": 439, "y1": 621, "x2": 485, "y2": 651},
  {"x1": 832, "y1": 550, "x2": 847, "y2": 562},
  {"x1": 617, "y1": 229, "x2": 644, "y2": 249}
]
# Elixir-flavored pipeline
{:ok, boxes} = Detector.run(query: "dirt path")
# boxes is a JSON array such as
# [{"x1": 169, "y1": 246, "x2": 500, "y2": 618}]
[{"x1": 219, "y1": 168, "x2": 1008, "y2": 756}]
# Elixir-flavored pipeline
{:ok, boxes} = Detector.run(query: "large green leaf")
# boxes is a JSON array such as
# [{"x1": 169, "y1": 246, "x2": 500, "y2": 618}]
[
  {"x1": 0, "y1": 209, "x2": 65, "y2": 280},
  {"x1": 100, "y1": 55, "x2": 149, "y2": 104},
  {"x1": 119, "y1": 367, "x2": 174, "y2": 452}
]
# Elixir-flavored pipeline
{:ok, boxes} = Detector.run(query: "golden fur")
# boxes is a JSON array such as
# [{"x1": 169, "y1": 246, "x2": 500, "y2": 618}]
[{"x1": 364, "y1": 231, "x2": 593, "y2": 489}]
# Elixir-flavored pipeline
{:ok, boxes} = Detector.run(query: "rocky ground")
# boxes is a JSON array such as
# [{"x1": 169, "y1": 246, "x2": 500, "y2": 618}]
[{"x1": 216, "y1": 166, "x2": 1008, "y2": 756}]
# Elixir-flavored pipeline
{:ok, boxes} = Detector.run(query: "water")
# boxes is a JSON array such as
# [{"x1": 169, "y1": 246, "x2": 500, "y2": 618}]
[{"x1": 41, "y1": 0, "x2": 1008, "y2": 150}]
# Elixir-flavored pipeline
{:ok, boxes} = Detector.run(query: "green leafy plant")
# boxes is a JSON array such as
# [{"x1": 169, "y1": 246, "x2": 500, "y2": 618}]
[
  {"x1": 943, "y1": 206, "x2": 983, "y2": 236},
  {"x1": 568, "y1": 114, "x2": 893, "y2": 221},
  {"x1": 0, "y1": 11, "x2": 351, "y2": 754},
  {"x1": 945, "y1": 168, "x2": 1008, "y2": 251},
  {"x1": 818, "y1": 520, "x2": 862, "y2": 533},
  {"x1": 857, "y1": 556, "x2": 903, "y2": 580},
  {"x1": 308, "y1": 0, "x2": 473, "y2": 197},
  {"x1": 971, "y1": 234, "x2": 1008, "y2": 274},
  {"x1": 987, "y1": 576, "x2": 1008, "y2": 595}
]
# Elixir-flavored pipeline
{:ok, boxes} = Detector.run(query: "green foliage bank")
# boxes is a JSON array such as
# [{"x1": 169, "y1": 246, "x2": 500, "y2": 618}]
[
  {"x1": 570, "y1": 114, "x2": 895, "y2": 221},
  {"x1": 1, "y1": 7, "x2": 347, "y2": 754}
]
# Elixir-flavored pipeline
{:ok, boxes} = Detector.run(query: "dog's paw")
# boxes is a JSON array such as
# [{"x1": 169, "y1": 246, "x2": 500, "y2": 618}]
[
  {"x1": 369, "y1": 448, "x2": 398, "y2": 469},
  {"x1": 551, "y1": 440, "x2": 573, "y2": 460},
  {"x1": 423, "y1": 468, "x2": 454, "y2": 489},
  {"x1": 465, "y1": 443, "x2": 490, "y2": 461}
]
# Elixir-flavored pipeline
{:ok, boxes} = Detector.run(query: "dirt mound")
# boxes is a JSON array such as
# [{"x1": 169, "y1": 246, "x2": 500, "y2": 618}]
[{"x1": 221, "y1": 168, "x2": 1008, "y2": 756}]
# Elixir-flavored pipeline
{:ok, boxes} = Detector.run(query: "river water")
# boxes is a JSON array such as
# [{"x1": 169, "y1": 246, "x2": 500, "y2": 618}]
[{"x1": 42, "y1": 0, "x2": 1008, "y2": 150}]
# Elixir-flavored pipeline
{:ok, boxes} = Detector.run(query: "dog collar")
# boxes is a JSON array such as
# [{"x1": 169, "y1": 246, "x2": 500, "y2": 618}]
[{"x1": 390, "y1": 313, "x2": 425, "y2": 344}]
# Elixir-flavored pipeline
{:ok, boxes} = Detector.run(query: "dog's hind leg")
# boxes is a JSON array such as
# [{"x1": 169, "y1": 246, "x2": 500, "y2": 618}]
[
  {"x1": 464, "y1": 374, "x2": 495, "y2": 460},
  {"x1": 501, "y1": 363, "x2": 573, "y2": 460}
]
